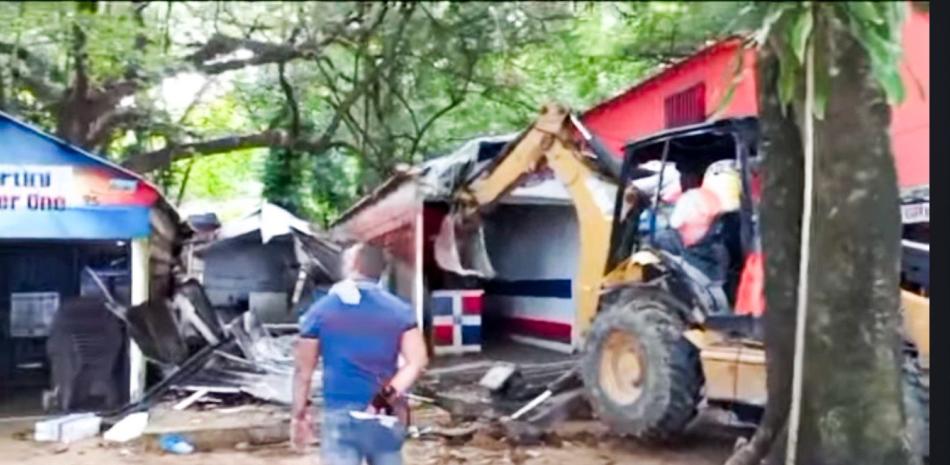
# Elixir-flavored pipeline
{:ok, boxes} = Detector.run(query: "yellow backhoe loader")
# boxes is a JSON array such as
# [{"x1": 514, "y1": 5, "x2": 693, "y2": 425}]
[{"x1": 446, "y1": 103, "x2": 929, "y2": 455}]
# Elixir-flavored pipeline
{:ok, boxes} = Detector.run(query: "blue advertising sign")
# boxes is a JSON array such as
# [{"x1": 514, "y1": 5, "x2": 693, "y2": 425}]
[{"x1": 0, "y1": 113, "x2": 159, "y2": 239}]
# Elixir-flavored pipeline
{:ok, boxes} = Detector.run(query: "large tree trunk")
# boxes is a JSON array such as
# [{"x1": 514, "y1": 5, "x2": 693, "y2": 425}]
[
  {"x1": 725, "y1": 41, "x2": 804, "y2": 465},
  {"x1": 793, "y1": 14, "x2": 910, "y2": 465},
  {"x1": 727, "y1": 11, "x2": 911, "y2": 465}
]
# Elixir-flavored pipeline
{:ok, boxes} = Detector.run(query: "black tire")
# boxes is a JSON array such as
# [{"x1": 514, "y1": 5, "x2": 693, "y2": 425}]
[
  {"x1": 580, "y1": 289, "x2": 703, "y2": 442},
  {"x1": 902, "y1": 349, "x2": 929, "y2": 461}
]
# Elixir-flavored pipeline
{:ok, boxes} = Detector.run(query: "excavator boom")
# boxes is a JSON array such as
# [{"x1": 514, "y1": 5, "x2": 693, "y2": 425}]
[{"x1": 453, "y1": 103, "x2": 619, "y2": 342}]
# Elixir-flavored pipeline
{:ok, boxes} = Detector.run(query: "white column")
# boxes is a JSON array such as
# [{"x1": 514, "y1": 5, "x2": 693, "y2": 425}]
[
  {"x1": 413, "y1": 205, "x2": 425, "y2": 331},
  {"x1": 129, "y1": 237, "x2": 149, "y2": 401}
]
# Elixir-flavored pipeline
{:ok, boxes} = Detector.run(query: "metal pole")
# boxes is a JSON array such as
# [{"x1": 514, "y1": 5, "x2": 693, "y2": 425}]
[
  {"x1": 786, "y1": 20, "x2": 816, "y2": 465},
  {"x1": 129, "y1": 238, "x2": 150, "y2": 402}
]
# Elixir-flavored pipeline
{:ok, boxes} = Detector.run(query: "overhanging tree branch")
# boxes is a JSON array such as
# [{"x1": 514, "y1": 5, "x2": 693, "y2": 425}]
[
  {"x1": 125, "y1": 40, "x2": 388, "y2": 174},
  {"x1": 122, "y1": 130, "x2": 361, "y2": 172},
  {"x1": 88, "y1": 107, "x2": 144, "y2": 151},
  {"x1": 277, "y1": 61, "x2": 300, "y2": 136},
  {"x1": 0, "y1": 42, "x2": 66, "y2": 103}
]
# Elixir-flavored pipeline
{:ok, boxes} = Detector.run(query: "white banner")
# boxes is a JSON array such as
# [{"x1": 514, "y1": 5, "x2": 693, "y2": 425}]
[{"x1": 0, "y1": 165, "x2": 76, "y2": 211}]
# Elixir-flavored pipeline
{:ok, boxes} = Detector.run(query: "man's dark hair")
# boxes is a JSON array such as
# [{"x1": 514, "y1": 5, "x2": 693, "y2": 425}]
[{"x1": 346, "y1": 243, "x2": 387, "y2": 279}]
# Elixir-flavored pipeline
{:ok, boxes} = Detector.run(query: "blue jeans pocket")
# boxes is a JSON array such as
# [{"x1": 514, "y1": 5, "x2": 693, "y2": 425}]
[{"x1": 354, "y1": 418, "x2": 406, "y2": 452}]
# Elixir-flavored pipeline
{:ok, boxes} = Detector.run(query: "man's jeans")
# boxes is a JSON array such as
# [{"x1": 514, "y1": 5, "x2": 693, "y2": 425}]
[{"x1": 321, "y1": 407, "x2": 406, "y2": 465}]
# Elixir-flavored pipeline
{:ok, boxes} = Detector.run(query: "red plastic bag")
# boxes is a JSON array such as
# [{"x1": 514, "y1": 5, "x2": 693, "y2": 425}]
[{"x1": 735, "y1": 252, "x2": 766, "y2": 317}]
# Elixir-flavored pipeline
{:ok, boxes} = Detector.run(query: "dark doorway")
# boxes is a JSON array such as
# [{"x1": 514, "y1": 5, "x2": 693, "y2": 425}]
[{"x1": 0, "y1": 240, "x2": 130, "y2": 417}]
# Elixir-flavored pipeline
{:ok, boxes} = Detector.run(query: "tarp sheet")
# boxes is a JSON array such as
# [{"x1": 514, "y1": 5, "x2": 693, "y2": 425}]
[{"x1": 0, "y1": 113, "x2": 158, "y2": 239}]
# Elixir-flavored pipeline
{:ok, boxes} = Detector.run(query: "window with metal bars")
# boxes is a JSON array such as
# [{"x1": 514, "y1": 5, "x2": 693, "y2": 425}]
[{"x1": 664, "y1": 83, "x2": 706, "y2": 128}]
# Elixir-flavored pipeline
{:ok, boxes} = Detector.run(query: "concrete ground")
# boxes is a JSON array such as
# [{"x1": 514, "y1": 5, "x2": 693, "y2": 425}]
[
  {"x1": 428, "y1": 338, "x2": 575, "y2": 370},
  {"x1": 0, "y1": 408, "x2": 744, "y2": 465}
]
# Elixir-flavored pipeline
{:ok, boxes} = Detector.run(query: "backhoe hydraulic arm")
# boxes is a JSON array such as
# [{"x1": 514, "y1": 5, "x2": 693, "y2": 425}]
[{"x1": 453, "y1": 103, "x2": 619, "y2": 341}]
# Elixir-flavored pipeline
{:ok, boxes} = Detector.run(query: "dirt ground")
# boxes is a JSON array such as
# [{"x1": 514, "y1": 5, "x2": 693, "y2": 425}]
[{"x1": 0, "y1": 414, "x2": 742, "y2": 465}]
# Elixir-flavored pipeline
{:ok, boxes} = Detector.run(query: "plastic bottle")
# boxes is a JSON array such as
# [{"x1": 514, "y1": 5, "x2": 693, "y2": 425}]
[{"x1": 159, "y1": 434, "x2": 195, "y2": 455}]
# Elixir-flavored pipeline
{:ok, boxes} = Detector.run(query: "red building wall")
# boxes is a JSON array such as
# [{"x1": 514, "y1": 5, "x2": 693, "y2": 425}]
[
  {"x1": 582, "y1": 38, "x2": 758, "y2": 154},
  {"x1": 891, "y1": 7, "x2": 929, "y2": 188},
  {"x1": 582, "y1": 5, "x2": 929, "y2": 190}
]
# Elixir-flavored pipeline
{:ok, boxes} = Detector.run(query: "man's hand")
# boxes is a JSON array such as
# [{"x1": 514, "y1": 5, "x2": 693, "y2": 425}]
[
  {"x1": 291, "y1": 338, "x2": 319, "y2": 452},
  {"x1": 368, "y1": 384, "x2": 397, "y2": 415},
  {"x1": 290, "y1": 413, "x2": 314, "y2": 452}
]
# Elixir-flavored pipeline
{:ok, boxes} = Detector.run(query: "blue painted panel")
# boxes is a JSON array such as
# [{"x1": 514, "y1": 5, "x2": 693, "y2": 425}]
[
  {"x1": 432, "y1": 296, "x2": 454, "y2": 316},
  {"x1": 484, "y1": 279, "x2": 573, "y2": 299},
  {"x1": 0, "y1": 206, "x2": 150, "y2": 239},
  {"x1": 0, "y1": 113, "x2": 158, "y2": 239},
  {"x1": 461, "y1": 325, "x2": 481, "y2": 346}
]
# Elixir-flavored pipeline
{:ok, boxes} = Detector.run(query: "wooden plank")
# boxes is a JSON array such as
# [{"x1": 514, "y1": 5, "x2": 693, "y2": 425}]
[
  {"x1": 149, "y1": 208, "x2": 178, "y2": 241},
  {"x1": 173, "y1": 389, "x2": 210, "y2": 411}
]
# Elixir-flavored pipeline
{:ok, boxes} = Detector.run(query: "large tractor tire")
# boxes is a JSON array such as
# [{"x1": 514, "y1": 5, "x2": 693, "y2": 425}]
[
  {"x1": 902, "y1": 349, "x2": 929, "y2": 461},
  {"x1": 580, "y1": 290, "x2": 703, "y2": 442}
]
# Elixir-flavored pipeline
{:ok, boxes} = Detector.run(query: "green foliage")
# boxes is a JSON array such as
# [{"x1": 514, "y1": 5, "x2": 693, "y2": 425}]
[
  {"x1": 261, "y1": 144, "x2": 361, "y2": 227},
  {"x1": 747, "y1": 1, "x2": 908, "y2": 118},
  {"x1": 834, "y1": 2, "x2": 907, "y2": 104},
  {"x1": 305, "y1": 150, "x2": 362, "y2": 227},
  {"x1": 261, "y1": 146, "x2": 306, "y2": 214},
  {"x1": 1, "y1": 1, "x2": 737, "y2": 222},
  {"x1": 175, "y1": 149, "x2": 265, "y2": 201}
]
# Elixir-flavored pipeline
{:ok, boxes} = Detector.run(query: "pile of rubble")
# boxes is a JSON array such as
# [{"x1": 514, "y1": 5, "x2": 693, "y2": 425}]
[{"x1": 32, "y1": 270, "x2": 594, "y2": 453}]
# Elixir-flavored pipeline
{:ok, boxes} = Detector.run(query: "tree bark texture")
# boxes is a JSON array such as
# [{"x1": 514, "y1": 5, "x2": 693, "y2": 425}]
[
  {"x1": 727, "y1": 13, "x2": 912, "y2": 465},
  {"x1": 793, "y1": 15, "x2": 910, "y2": 465},
  {"x1": 725, "y1": 43, "x2": 804, "y2": 465}
]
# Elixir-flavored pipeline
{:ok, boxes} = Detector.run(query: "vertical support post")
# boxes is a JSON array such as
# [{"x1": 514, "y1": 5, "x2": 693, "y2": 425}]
[
  {"x1": 129, "y1": 237, "x2": 150, "y2": 401},
  {"x1": 413, "y1": 204, "x2": 425, "y2": 331}
]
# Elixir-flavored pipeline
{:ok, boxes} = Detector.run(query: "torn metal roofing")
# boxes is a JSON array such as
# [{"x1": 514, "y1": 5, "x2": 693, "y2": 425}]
[
  {"x1": 333, "y1": 131, "x2": 595, "y2": 228},
  {"x1": 212, "y1": 201, "x2": 330, "y2": 244}
]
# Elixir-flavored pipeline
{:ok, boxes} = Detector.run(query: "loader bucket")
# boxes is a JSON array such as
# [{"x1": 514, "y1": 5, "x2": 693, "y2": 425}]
[{"x1": 434, "y1": 213, "x2": 496, "y2": 278}]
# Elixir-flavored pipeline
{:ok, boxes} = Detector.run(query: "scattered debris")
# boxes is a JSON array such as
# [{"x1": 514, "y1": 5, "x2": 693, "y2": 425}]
[
  {"x1": 28, "y1": 272, "x2": 597, "y2": 457},
  {"x1": 522, "y1": 388, "x2": 592, "y2": 429},
  {"x1": 51, "y1": 442, "x2": 70, "y2": 454},
  {"x1": 509, "y1": 366, "x2": 581, "y2": 421},
  {"x1": 138, "y1": 403, "x2": 291, "y2": 452},
  {"x1": 428, "y1": 423, "x2": 480, "y2": 444},
  {"x1": 103, "y1": 412, "x2": 149, "y2": 443},
  {"x1": 34, "y1": 413, "x2": 101, "y2": 444},
  {"x1": 158, "y1": 434, "x2": 194, "y2": 455},
  {"x1": 479, "y1": 363, "x2": 519, "y2": 393},
  {"x1": 497, "y1": 420, "x2": 545, "y2": 446},
  {"x1": 468, "y1": 429, "x2": 506, "y2": 451},
  {"x1": 173, "y1": 389, "x2": 209, "y2": 411}
]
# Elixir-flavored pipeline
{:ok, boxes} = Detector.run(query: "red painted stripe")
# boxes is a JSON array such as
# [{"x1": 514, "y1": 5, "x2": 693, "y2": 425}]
[
  {"x1": 433, "y1": 325, "x2": 454, "y2": 345},
  {"x1": 504, "y1": 317, "x2": 572, "y2": 344}
]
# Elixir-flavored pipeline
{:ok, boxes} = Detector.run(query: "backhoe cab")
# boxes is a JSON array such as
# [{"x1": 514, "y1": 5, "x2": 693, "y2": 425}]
[
  {"x1": 581, "y1": 114, "x2": 928, "y2": 456},
  {"x1": 581, "y1": 117, "x2": 768, "y2": 441}
]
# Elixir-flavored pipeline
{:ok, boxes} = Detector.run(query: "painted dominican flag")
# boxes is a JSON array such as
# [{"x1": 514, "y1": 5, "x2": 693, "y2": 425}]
[{"x1": 431, "y1": 289, "x2": 483, "y2": 355}]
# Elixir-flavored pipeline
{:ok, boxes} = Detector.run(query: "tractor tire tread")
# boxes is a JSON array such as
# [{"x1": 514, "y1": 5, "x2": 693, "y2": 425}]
[{"x1": 581, "y1": 288, "x2": 703, "y2": 443}]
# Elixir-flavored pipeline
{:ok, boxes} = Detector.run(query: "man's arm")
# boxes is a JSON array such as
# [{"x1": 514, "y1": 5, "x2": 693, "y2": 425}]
[
  {"x1": 387, "y1": 327, "x2": 428, "y2": 395},
  {"x1": 292, "y1": 337, "x2": 319, "y2": 420}
]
